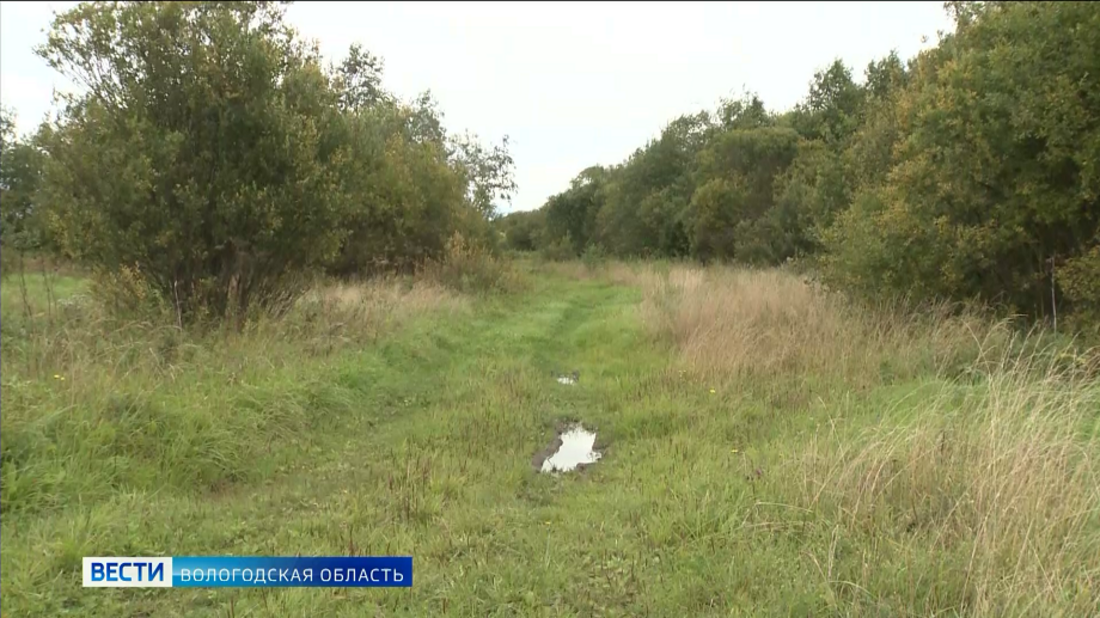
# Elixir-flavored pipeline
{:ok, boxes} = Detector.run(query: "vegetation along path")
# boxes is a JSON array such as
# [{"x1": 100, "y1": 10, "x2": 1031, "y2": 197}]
[
  {"x1": 3, "y1": 263, "x2": 1099, "y2": 617},
  {"x1": 3, "y1": 2, "x2": 1099, "y2": 616}
]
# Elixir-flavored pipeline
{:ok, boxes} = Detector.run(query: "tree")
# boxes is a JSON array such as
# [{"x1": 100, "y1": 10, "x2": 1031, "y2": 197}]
[
  {"x1": 772, "y1": 138, "x2": 849, "y2": 256},
  {"x1": 0, "y1": 108, "x2": 48, "y2": 259},
  {"x1": 532, "y1": 0, "x2": 1100, "y2": 330},
  {"x1": 449, "y1": 132, "x2": 517, "y2": 220},
  {"x1": 589, "y1": 113, "x2": 714, "y2": 257},
  {"x1": 335, "y1": 43, "x2": 390, "y2": 112},
  {"x1": 544, "y1": 165, "x2": 608, "y2": 254},
  {"x1": 792, "y1": 59, "x2": 865, "y2": 146},
  {"x1": 497, "y1": 208, "x2": 545, "y2": 252},
  {"x1": 325, "y1": 44, "x2": 515, "y2": 274},
  {"x1": 687, "y1": 126, "x2": 799, "y2": 262},
  {"x1": 37, "y1": 1, "x2": 350, "y2": 322},
  {"x1": 863, "y1": 51, "x2": 909, "y2": 102},
  {"x1": 717, "y1": 92, "x2": 772, "y2": 131},
  {"x1": 822, "y1": 1, "x2": 1100, "y2": 318},
  {"x1": 329, "y1": 101, "x2": 469, "y2": 275}
]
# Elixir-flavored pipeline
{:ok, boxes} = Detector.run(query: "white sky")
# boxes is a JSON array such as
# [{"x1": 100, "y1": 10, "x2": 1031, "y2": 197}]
[{"x1": 0, "y1": 1, "x2": 953, "y2": 213}]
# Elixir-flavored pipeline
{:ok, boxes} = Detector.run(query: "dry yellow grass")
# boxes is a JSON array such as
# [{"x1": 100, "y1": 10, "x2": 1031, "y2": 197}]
[
  {"x1": 618, "y1": 263, "x2": 1008, "y2": 386},
  {"x1": 790, "y1": 356, "x2": 1100, "y2": 615},
  {"x1": 303, "y1": 277, "x2": 469, "y2": 318},
  {"x1": 277, "y1": 277, "x2": 471, "y2": 352},
  {"x1": 542, "y1": 258, "x2": 650, "y2": 286},
  {"x1": 3, "y1": 273, "x2": 469, "y2": 383},
  {"x1": 581, "y1": 260, "x2": 1100, "y2": 615}
]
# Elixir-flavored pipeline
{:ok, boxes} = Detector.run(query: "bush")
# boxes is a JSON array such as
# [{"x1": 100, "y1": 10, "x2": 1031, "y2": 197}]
[
  {"x1": 87, "y1": 265, "x2": 172, "y2": 324},
  {"x1": 539, "y1": 233, "x2": 576, "y2": 262},
  {"x1": 33, "y1": 2, "x2": 516, "y2": 326},
  {"x1": 38, "y1": 2, "x2": 349, "y2": 324},
  {"x1": 581, "y1": 244, "x2": 608, "y2": 272},
  {"x1": 1059, "y1": 242, "x2": 1100, "y2": 339},
  {"x1": 420, "y1": 232, "x2": 525, "y2": 294}
]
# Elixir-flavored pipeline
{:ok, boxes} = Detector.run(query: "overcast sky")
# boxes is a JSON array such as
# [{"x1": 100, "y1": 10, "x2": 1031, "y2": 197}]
[{"x1": 0, "y1": 1, "x2": 953, "y2": 213}]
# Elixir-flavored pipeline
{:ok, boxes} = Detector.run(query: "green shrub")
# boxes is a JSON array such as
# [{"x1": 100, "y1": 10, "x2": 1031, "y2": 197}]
[
  {"x1": 581, "y1": 244, "x2": 608, "y2": 272},
  {"x1": 1060, "y1": 242, "x2": 1100, "y2": 339},
  {"x1": 33, "y1": 3, "x2": 516, "y2": 326},
  {"x1": 539, "y1": 233, "x2": 576, "y2": 262},
  {"x1": 86, "y1": 265, "x2": 172, "y2": 324},
  {"x1": 421, "y1": 232, "x2": 525, "y2": 294}
]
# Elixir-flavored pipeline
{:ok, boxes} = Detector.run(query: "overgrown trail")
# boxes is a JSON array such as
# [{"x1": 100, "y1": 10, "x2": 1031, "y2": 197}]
[
  {"x1": 5, "y1": 268, "x2": 1098, "y2": 617},
  {"x1": 187, "y1": 277, "x2": 660, "y2": 615},
  {"x1": 6, "y1": 275, "x2": 697, "y2": 617}
]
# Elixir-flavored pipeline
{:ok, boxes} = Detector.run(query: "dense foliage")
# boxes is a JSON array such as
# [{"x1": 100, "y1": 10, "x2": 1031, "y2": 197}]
[
  {"x1": 1, "y1": 1, "x2": 515, "y2": 322},
  {"x1": 0, "y1": 107, "x2": 48, "y2": 261},
  {"x1": 5, "y1": 1, "x2": 1098, "y2": 330},
  {"x1": 507, "y1": 1, "x2": 1099, "y2": 330}
]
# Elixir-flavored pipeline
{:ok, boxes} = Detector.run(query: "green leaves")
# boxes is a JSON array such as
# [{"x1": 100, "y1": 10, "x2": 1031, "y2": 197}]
[
  {"x1": 824, "y1": 1, "x2": 1100, "y2": 317},
  {"x1": 0, "y1": 108, "x2": 48, "y2": 255},
  {"x1": 19, "y1": 0, "x2": 1100, "y2": 330},
  {"x1": 36, "y1": 2, "x2": 346, "y2": 320},
  {"x1": 30, "y1": 1, "x2": 516, "y2": 322},
  {"x1": 531, "y1": 1, "x2": 1100, "y2": 330},
  {"x1": 544, "y1": 166, "x2": 608, "y2": 256},
  {"x1": 802, "y1": 59, "x2": 866, "y2": 146}
]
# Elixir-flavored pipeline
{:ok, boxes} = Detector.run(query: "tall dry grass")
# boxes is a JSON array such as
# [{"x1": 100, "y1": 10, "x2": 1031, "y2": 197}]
[
  {"x1": 418, "y1": 231, "x2": 528, "y2": 295},
  {"x1": 291, "y1": 276, "x2": 469, "y2": 341},
  {"x1": 575, "y1": 260, "x2": 1100, "y2": 614},
  {"x1": 612, "y1": 262, "x2": 1097, "y2": 387},
  {"x1": 789, "y1": 350, "x2": 1100, "y2": 615},
  {"x1": 2, "y1": 274, "x2": 468, "y2": 382}
]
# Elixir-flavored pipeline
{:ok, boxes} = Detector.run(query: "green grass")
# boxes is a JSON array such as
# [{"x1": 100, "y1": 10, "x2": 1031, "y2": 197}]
[
  {"x1": 2, "y1": 262, "x2": 1098, "y2": 617},
  {"x1": 0, "y1": 270, "x2": 87, "y2": 316}
]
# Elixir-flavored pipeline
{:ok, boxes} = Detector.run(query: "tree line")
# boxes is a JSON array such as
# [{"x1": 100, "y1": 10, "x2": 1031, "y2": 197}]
[
  {"x1": 502, "y1": 1, "x2": 1099, "y2": 332},
  {"x1": 1, "y1": 1, "x2": 516, "y2": 323}
]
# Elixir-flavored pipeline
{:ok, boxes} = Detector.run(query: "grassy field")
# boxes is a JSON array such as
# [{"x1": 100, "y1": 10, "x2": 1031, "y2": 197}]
[{"x1": 1, "y1": 260, "x2": 1098, "y2": 617}]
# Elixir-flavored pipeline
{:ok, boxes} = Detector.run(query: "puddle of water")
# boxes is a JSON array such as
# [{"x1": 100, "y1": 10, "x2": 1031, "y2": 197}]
[
  {"x1": 555, "y1": 371, "x2": 579, "y2": 386},
  {"x1": 539, "y1": 424, "x2": 601, "y2": 473}
]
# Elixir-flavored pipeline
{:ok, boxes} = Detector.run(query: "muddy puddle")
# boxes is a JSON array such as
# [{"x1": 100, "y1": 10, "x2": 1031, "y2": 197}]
[{"x1": 534, "y1": 424, "x2": 602, "y2": 473}]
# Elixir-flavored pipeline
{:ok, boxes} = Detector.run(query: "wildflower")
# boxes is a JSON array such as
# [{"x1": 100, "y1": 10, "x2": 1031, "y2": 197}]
[
  {"x1": 709, "y1": 388, "x2": 716, "y2": 394},
  {"x1": 730, "y1": 449, "x2": 739, "y2": 454}
]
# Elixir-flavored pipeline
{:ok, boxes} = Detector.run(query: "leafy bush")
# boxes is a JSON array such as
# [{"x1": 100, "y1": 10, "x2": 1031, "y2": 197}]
[
  {"x1": 581, "y1": 244, "x2": 608, "y2": 272},
  {"x1": 29, "y1": 2, "x2": 517, "y2": 327},
  {"x1": 0, "y1": 107, "x2": 48, "y2": 267},
  {"x1": 38, "y1": 2, "x2": 349, "y2": 324},
  {"x1": 1059, "y1": 242, "x2": 1100, "y2": 338},
  {"x1": 87, "y1": 265, "x2": 171, "y2": 324},
  {"x1": 421, "y1": 232, "x2": 525, "y2": 294},
  {"x1": 496, "y1": 208, "x2": 545, "y2": 253},
  {"x1": 539, "y1": 233, "x2": 576, "y2": 262}
]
